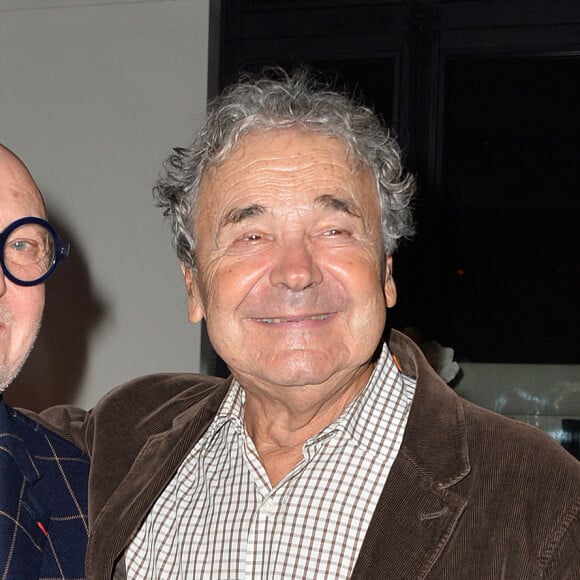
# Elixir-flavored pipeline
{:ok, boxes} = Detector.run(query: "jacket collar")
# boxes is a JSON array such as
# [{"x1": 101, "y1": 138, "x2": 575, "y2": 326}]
[
  {"x1": 389, "y1": 329, "x2": 470, "y2": 487},
  {"x1": 0, "y1": 398, "x2": 41, "y2": 484},
  {"x1": 86, "y1": 379, "x2": 230, "y2": 577},
  {"x1": 351, "y1": 329, "x2": 471, "y2": 578}
]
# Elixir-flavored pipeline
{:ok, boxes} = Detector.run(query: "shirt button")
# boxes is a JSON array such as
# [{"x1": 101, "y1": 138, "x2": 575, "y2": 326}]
[{"x1": 261, "y1": 498, "x2": 278, "y2": 516}]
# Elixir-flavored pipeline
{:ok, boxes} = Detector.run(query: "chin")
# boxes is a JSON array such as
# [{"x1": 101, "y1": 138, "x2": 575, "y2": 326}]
[{"x1": 259, "y1": 354, "x2": 339, "y2": 387}]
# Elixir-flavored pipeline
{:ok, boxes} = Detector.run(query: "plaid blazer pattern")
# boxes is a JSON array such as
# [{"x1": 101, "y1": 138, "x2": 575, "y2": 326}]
[{"x1": 0, "y1": 398, "x2": 89, "y2": 579}]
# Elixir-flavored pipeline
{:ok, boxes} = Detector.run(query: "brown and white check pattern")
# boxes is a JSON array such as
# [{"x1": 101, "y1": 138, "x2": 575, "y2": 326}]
[{"x1": 126, "y1": 344, "x2": 415, "y2": 579}]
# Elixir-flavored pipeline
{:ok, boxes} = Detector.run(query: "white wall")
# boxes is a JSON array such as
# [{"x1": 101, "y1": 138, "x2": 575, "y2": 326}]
[{"x1": 1, "y1": 0, "x2": 209, "y2": 410}]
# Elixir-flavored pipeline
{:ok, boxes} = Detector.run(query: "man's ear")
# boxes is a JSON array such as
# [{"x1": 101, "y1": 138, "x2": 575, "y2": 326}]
[
  {"x1": 180, "y1": 261, "x2": 205, "y2": 323},
  {"x1": 384, "y1": 255, "x2": 397, "y2": 308}
]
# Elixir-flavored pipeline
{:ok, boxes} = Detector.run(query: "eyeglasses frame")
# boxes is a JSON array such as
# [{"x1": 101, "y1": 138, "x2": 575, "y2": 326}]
[{"x1": 0, "y1": 216, "x2": 71, "y2": 286}]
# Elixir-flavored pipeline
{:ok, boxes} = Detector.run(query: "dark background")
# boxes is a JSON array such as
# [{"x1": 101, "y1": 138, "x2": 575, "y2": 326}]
[{"x1": 209, "y1": 0, "x2": 579, "y2": 368}]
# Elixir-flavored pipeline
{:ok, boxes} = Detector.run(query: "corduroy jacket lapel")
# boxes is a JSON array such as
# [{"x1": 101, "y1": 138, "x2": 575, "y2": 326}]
[
  {"x1": 85, "y1": 380, "x2": 229, "y2": 577},
  {"x1": 351, "y1": 330, "x2": 471, "y2": 578}
]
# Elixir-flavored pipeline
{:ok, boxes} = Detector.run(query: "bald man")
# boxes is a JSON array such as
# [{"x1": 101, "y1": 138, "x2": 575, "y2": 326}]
[{"x1": 0, "y1": 145, "x2": 89, "y2": 578}]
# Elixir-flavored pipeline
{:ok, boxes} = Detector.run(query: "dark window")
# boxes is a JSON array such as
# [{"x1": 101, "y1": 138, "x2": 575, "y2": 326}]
[{"x1": 215, "y1": 0, "x2": 580, "y2": 365}]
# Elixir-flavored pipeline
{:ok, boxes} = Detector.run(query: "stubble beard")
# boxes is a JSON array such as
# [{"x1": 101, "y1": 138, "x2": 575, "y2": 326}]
[{"x1": 0, "y1": 305, "x2": 42, "y2": 394}]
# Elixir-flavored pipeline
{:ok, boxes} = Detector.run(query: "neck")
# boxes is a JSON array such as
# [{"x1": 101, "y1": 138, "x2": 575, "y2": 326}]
[{"x1": 237, "y1": 364, "x2": 374, "y2": 486}]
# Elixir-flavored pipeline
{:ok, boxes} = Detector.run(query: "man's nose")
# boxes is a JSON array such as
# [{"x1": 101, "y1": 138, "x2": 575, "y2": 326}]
[{"x1": 269, "y1": 238, "x2": 322, "y2": 291}]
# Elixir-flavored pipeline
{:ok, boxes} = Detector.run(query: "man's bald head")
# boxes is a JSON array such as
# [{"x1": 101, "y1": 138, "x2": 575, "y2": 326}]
[
  {"x1": 0, "y1": 144, "x2": 46, "y2": 216},
  {"x1": 0, "y1": 144, "x2": 47, "y2": 391}
]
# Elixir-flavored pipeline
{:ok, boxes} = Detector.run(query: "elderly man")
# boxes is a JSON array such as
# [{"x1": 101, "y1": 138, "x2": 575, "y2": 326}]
[
  {"x1": 0, "y1": 144, "x2": 89, "y2": 578},
  {"x1": 41, "y1": 71, "x2": 578, "y2": 579}
]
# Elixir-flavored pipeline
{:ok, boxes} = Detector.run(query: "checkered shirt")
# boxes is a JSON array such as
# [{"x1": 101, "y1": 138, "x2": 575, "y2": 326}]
[{"x1": 126, "y1": 344, "x2": 415, "y2": 579}]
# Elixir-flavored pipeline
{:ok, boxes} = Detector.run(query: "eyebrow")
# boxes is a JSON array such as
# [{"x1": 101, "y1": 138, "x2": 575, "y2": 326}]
[
  {"x1": 220, "y1": 194, "x2": 361, "y2": 227},
  {"x1": 221, "y1": 204, "x2": 267, "y2": 227},
  {"x1": 315, "y1": 194, "x2": 361, "y2": 217}
]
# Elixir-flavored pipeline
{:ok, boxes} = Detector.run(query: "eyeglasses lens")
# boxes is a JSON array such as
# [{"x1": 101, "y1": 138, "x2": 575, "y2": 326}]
[{"x1": 3, "y1": 223, "x2": 55, "y2": 284}]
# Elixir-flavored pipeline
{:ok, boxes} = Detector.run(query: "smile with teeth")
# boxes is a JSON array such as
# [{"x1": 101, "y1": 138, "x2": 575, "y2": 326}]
[{"x1": 255, "y1": 313, "x2": 331, "y2": 324}]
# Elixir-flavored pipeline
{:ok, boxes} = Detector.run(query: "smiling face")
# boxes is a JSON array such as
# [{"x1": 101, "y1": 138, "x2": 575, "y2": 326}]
[
  {"x1": 183, "y1": 128, "x2": 396, "y2": 395},
  {"x1": 0, "y1": 146, "x2": 45, "y2": 392}
]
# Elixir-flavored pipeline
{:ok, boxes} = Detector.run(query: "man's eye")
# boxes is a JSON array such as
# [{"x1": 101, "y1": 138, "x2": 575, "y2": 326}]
[
  {"x1": 5, "y1": 238, "x2": 45, "y2": 266},
  {"x1": 324, "y1": 228, "x2": 348, "y2": 236},
  {"x1": 242, "y1": 233, "x2": 264, "y2": 242},
  {"x1": 10, "y1": 240, "x2": 37, "y2": 253}
]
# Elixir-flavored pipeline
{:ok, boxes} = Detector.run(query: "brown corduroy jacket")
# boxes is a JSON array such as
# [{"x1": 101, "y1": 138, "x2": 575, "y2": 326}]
[{"x1": 38, "y1": 330, "x2": 580, "y2": 579}]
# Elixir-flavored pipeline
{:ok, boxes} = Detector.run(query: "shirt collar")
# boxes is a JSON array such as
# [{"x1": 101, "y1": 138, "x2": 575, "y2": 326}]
[
  {"x1": 314, "y1": 344, "x2": 411, "y2": 450},
  {"x1": 214, "y1": 377, "x2": 245, "y2": 432}
]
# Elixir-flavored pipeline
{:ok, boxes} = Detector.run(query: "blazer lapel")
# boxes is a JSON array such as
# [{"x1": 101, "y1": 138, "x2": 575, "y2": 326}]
[
  {"x1": 86, "y1": 394, "x2": 223, "y2": 577},
  {"x1": 352, "y1": 331, "x2": 471, "y2": 579},
  {"x1": 351, "y1": 450, "x2": 467, "y2": 579},
  {"x1": 0, "y1": 400, "x2": 47, "y2": 578}
]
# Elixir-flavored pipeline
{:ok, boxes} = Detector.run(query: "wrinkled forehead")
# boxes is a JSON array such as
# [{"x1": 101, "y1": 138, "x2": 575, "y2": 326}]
[
  {"x1": 201, "y1": 127, "x2": 370, "y2": 193},
  {"x1": 195, "y1": 127, "x2": 382, "y2": 236},
  {"x1": 223, "y1": 125, "x2": 365, "y2": 169}
]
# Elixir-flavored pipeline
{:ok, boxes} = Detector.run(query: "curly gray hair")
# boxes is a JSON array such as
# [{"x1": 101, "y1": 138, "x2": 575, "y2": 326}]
[{"x1": 154, "y1": 68, "x2": 415, "y2": 270}]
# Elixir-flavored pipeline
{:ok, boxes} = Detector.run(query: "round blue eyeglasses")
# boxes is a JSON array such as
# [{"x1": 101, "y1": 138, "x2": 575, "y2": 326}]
[{"x1": 1, "y1": 217, "x2": 70, "y2": 286}]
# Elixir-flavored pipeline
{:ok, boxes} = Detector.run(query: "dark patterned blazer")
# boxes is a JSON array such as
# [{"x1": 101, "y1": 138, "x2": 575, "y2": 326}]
[{"x1": 0, "y1": 397, "x2": 89, "y2": 579}]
